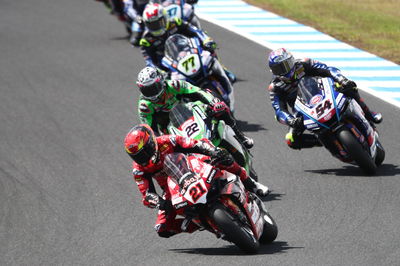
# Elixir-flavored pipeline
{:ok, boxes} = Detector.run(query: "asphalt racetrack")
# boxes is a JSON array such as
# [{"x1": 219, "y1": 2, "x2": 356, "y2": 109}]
[{"x1": 1, "y1": 0, "x2": 400, "y2": 265}]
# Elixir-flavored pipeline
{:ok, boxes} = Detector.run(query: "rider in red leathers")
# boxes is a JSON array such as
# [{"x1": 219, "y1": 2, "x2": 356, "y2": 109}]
[{"x1": 124, "y1": 124, "x2": 269, "y2": 238}]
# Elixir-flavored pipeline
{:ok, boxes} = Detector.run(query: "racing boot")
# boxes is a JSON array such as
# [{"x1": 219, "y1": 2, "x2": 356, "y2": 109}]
[
  {"x1": 366, "y1": 110, "x2": 383, "y2": 124},
  {"x1": 223, "y1": 66, "x2": 237, "y2": 84},
  {"x1": 351, "y1": 90, "x2": 383, "y2": 124},
  {"x1": 242, "y1": 177, "x2": 270, "y2": 197},
  {"x1": 232, "y1": 124, "x2": 254, "y2": 149},
  {"x1": 130, "y1": 34, "x2": 141, "y2": 47},
  {"x1": 286, "y1": 127, "x2": 321, "y2": 150},
  {"x1": 358, "y1": 99, "x2": 382, "y2": 124},
  {"x1": 130, "y1": 29, "x2": 144, "y2": 47}
]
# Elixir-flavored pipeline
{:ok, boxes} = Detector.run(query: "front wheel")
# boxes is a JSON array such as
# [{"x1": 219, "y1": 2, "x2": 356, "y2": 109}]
[
  {"x1": 259, "y1": 212, "x2": 278, "y2": 244},
  {"x1": 211, "y1": 204, "x2": 259, "y2": 254},
  {"x1": 375, "y1": 139, "x2": 385, "y2": 166},
  {"x1": 337, "y1": 128, "x2": 376, "y2": 175},
  {"x1": 249, "y1": 165, "x2": 258, "y2": 182}
]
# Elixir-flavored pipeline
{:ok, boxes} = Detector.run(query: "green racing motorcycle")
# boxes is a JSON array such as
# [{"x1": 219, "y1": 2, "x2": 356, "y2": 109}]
[{"x1": 167, "y1": 100, "x2": 258, "y2": 180}]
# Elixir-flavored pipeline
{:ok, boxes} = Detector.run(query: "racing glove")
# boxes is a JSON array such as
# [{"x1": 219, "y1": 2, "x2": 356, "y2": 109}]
[
  {"x1": 135, "y1": 15, "x2": 143, "y2": 24},
  {"x1": 144, "y1": 192, "x2": 173, "y2": 211},
  {"x1": 337, "y1": 77, "x2": 357, "y2": 94},
  {"x1": 287, "y1": 116, "x2": 304, "y2": 130},
  {"x1": 144, "y1": 192, "x2": 161, "y2": 209},
  {"x1": 208, "y1": 99, "x2": 229, "y2": 116},
  {"x1": 210, "y1": 148, "x2": 234, "y2": 166}
]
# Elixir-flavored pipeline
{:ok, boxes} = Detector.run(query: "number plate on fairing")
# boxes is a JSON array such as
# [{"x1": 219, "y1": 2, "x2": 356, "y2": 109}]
[
  {"x1": 183, "y1": 179, "x2": 208, "y2": 204},
  {"x1": 164, "y1": 4, "x2": 182, "y2": 20},
  {"x1": 177, "y1": 54, "x2": 201, "y2": 76},
  {"x1": 295, "y1": 78, "x2": 336, "y2": 124}
]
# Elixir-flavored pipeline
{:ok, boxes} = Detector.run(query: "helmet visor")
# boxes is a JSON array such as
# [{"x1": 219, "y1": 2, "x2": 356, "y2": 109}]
[
  {"x1": 270, "y1": 56, "x2": 295, "y2": 76},
  {"x1": 140, "y1": 81, "x2": 165, "y2": 102},
  {"x1": 146, "y1": 16, "x2": 166, "y2": 33},
  {"x1": 129, "y1": 137, "x2": 156, "y2": 165}
]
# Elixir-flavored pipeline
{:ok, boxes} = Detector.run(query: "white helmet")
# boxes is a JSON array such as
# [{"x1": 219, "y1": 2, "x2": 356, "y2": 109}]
[
  {"x1": 136, "y1": 66, "x2": 165, "y2": 102},
  {"x1": 143, "y1": 3, "x2": 168, "y2": 37}
]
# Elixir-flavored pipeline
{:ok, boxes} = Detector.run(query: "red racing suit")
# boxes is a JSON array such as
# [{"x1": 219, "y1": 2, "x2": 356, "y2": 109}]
[{"x1": 131, "y1": 134, "x2": 249, "y2": 238}]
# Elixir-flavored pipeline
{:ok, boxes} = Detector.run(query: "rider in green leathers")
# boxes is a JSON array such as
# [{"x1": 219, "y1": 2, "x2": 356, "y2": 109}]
[{"x1": 136, "y1": 66, "x2": 254, "y2": 149}]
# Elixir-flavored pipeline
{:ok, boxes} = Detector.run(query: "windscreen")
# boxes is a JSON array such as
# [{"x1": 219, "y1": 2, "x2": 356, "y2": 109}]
[
  {"x1": 164, "y1": 153, "x2": 193, "y2": 184},
  {"x1": 165, "y1": 34, "x2": 192, "y2": 61},
  {"x1": 297, "y1": 76, "x2": 323, "y2": 105},
  {"x1": 169, "y1": 103, "x2": 194, "y2": 128}
]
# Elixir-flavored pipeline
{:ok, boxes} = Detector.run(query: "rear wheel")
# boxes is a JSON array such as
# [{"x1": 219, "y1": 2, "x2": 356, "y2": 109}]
[
  {"x1": 337, "y1": 129, "x2": 376, "y2": 175},
  {"x1": 211, "y1": 204, "x2": 259, "y2": 254}
]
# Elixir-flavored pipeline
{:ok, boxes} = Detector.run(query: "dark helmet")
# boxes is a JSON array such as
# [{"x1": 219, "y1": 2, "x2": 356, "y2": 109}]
[
  {"x1": 136, "y1": 66, "x2": 165, "y2": 102},
  {"x1": 124, "y1": 124, "x2": 158, "y2": 166},
  {"x1": 268, "y1": 48, "x2": 296, "y2": 78}
]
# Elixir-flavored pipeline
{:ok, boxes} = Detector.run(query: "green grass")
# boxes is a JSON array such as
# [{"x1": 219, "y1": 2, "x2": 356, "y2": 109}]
[{"x1": 244, "y1": 0, "x2": 400, "y2": 64}]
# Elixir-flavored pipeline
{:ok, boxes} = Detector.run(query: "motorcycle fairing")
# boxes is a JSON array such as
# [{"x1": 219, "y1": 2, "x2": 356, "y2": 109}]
[
  {"x1": 163, "y1": 35, "x2": 209, "y2": 83},
  {"x1": 342, "y1": 99, "x2": 377, "y2": 158},
  {"x1": 218, "y1": 172, "x2": 264, "y2": 238},
  {"x1": 295, "y1": 77, "x2": 344, "y2": 130},
  {"x1": 168, "y1": 102, "x2": 211, "y2": 140}
]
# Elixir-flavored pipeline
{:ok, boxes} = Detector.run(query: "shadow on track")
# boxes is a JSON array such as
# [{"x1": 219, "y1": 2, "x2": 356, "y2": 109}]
[
  {"x1": 170, "y1": 241, "x2": 302, "y2": 256},
  {"x1": 260, "y1": 192, "x2": 285, "y2": 202},
  {"x1": 304, "y1": 163, "x2": 400, "y2": 177},
  {"x1": 237, "y1": 120, "x2": 267, "y2": 133},
  {"x1": 109, "y1": 35, "x2": 131, "y2": 41}
]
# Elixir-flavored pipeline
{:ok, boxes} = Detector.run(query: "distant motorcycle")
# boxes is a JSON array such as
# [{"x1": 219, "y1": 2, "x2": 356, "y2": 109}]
[
  {"x1": 162, "y1": 34, "x2": 235, "y2": 111},
  {"x1": 167, "y1": 100, "x2": 257, "y2": 180},
  {"x1": 157, "y1": 0, "x2": 202, "y2": 29},
  {"x1": 294, "y1": 76, "x2": 385, "y2": 174},
  {"x1": 164, "y1": 152, "x2": 278, "y2": 253}
]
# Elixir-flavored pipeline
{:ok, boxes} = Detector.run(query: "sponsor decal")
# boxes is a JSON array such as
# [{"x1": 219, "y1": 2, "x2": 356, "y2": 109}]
[
  {"x1": 139, "y1": 102, "x2": 151, "y2": 113},
  {"x1": 169, "y1": 135, "x2": 176, "y2": 146},
  {"x1": 159, "y1": 144, "x2": 169, "y2": 152},
  {"x1": 175, "y1": 201, "x2": 188, "y2": 209},
  {"x1": 132, "y1": 169, "x2": 144, "y2": 176},
  {"x1": 171, "y1": 80, "x2": 180, "y2": 91},
  {"x1": 206, "y1": 169, "x2": 217, "y2": 184},
  {"x1": 310, "y1": 94, "x2": 323, "y2": 105},
  {"x1": 180, "y1": 174, "x2": 199, "y2": 195}
]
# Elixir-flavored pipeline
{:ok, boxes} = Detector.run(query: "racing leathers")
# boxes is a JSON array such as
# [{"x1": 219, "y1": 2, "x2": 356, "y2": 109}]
[
  {"x1": 138, "y1": 79, "x2": 253, "y2": 148},
  {"x1": 157, "y1": 0, "x2": 202, "y2": 29},
  {"x1": 131, "y1": 135, "x2": 265, "y2": 238},
  {"x1": 123, "y1": 0, "x2": 149, "y2": 45},
  {"x1": 268, "y1": 58, "x2": 381, "y2": 150},
  {"x1": 139, "y1": 17, "x2": 211, "y2": 70}
]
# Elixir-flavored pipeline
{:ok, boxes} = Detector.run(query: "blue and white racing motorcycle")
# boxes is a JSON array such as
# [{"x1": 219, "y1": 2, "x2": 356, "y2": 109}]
[
  {"x1": 294, "y1": 76, "x2": 385, "y2": 174},
  {"x1": 157, "y1": 0, "x2": 201, "y2": 29},
  {"x1": 161, "y1": 34, "x2": 235, "y2": 111}
]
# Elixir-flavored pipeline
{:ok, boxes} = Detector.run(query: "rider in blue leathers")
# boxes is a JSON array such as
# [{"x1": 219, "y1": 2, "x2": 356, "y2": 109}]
[
  {"x1": 139, "y1": 3, "x2": 213, "y2": 69},
  {"x1": 267, "y1": 48, "x2": 382, "y2": 150},
  {"x1": 123, "y1": 0, "x2": 150, "y2": 46},
  {"x1": 138, "y1": 3, "x2": 236, "y2": 83}
]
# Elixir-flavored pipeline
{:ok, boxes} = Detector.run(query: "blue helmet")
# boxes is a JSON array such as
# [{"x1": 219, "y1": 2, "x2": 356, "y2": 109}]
[{"x1": 268, "y1": 48, "x2": 295, "y2": 77}]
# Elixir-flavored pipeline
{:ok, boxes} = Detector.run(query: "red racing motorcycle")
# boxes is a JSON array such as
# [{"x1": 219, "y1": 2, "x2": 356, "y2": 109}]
[{"x1": 164, "y1": 153, "x2": 278, "y2": 253}]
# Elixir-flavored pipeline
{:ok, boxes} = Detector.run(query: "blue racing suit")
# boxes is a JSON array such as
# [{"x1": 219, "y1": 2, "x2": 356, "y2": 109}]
[
  {"x1": 268, "y1": 58, "x2": 373, "y2": 150},
  {"x1": 139, "y1": 17, "x2": 211, "y2": 71}
]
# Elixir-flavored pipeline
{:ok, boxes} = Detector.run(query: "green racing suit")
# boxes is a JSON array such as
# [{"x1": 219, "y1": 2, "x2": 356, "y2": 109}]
[{"x1": 138, "y1": 80, "x2": 216, "y2": 134}]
